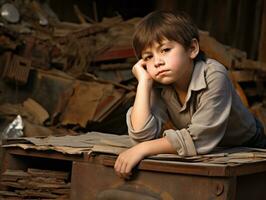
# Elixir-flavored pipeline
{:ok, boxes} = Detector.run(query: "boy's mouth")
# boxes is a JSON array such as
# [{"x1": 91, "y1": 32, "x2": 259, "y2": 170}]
[{"x1": 156, "y1": 70, "x2": 170, "y2": 76}]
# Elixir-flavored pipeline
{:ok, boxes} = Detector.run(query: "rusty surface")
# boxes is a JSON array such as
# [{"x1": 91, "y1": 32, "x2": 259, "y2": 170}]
[
  {"x1": 21, "y1": 36, "x2": 51, "y2": 69},
  {"x1": 71, "y1": 154, "x2": 266, "y2": 200},
  {"x1": 1, "y1": 54, "x2": 31, "y2": 85},
  {"x1": 94, "y1": 46, "x2": 135, "y2": 62},
  {"x1": 71, "y1": 161, "x2": 237, "y2": 200}
]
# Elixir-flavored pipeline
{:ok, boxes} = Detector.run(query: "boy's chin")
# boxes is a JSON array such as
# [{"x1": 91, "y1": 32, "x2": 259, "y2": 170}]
[{"x1": 155, "y1": 78, "x2": 175, "y2": 85}]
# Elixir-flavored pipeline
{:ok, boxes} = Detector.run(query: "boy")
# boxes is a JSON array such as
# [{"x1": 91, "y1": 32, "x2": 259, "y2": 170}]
[{"x1": 114, "y1": 11, "x2": 266, "y2": 179}]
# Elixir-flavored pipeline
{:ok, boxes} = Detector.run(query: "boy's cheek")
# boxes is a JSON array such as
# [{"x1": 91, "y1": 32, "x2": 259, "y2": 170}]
[
  {"x1": 146, "y1": 65, "x2": 154, "y2": 74},
  {"x1": 146, "y1": 68, "x2": 155, "y2": 78}
]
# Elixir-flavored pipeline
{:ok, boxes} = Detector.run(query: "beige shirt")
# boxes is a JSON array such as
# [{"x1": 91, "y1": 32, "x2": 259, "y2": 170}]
[{"x1": 126, "y1": 58, "x2": 256, "y2": 156}]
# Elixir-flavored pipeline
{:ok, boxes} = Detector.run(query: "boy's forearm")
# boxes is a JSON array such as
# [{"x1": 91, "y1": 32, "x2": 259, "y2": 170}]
[
  {"x1": 139, "y1": 137, "x2": 177, "y2": 157},
  {"x1": 131, "y1": 80, "x2": 153, "y2": 131}
]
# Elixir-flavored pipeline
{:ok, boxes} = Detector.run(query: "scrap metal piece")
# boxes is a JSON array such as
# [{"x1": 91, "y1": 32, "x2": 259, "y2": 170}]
[
  {"x1": 2, "y1": 53, "x2": 31, "y2": 85},
  {"x1": 2, "y1": 115, "x2": 24, "y2": 139},
  {"x1": 22, "y1": 36, "x2": 51, "y2": 69},
  {"x1": 0, "y1": 3, "x2": 20, "y2": 23}
]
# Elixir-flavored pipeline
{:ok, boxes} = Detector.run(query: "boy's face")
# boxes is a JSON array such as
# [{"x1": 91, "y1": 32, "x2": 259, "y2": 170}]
[{"x1": 141, "y1": 39, "x2": 194, "y2": 85}]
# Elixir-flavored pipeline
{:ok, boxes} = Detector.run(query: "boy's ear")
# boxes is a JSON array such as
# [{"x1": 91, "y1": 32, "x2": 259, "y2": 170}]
[{"x1": 189, "y1": 38, "x2": 199, "y2": 59}]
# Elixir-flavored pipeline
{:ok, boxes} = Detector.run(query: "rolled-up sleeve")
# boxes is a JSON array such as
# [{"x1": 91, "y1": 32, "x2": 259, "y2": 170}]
[
  {"x1": 126, "y1": 89, "x2": 168, "y2": 144},
  {"x1": 163, "y1": 70, "x2": 232, "y2": 156}
]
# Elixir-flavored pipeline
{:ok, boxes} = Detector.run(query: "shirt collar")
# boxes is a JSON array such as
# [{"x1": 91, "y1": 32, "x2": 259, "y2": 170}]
[
  {"x1": 160, "y1": 60, "x2": 207, "y2": 112},
  {"x1": 178, "y1": 60, "x2": 206, "y2": 111},
  {"x1": 189, "y1": 60, "x2": 207, "y2": 92}
]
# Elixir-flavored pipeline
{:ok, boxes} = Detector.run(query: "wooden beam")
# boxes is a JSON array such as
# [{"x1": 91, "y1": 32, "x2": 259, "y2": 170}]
[{"x1": 259, "y1": 0, "x2": 266, "y2": 62}]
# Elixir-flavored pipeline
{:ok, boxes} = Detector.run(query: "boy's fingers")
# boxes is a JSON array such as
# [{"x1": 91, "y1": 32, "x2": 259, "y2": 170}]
[
  {"x1": 114, "y1": 158, "x2": 119, "y2": 171},
  {"x1": 114, "y1": 163, "x2": 133, "y2": 180},
  {"x1": 140, "y1": 60, "x2": 147, "y2": 67},
  {"x1": 120, "y1": 162, "x2": 127, "y2": 174},
  {"x1": 115, "y1": 165, "x2": 123, "y2": 178},
  {"x1": 114, "y1": 157, "x2": 122, "y2": 174},
  {"x1": 114, "y1": 156, "x2": 127, "y2": 178},
  {"x1": 125, "y1": 164, "x2": 133, "y2": 176},
  {"x1": 133, "y1": 59, "x2": 146, "y2": 70},
  {"x1": 121, "y1": 162, "x2": 133, "y2": 179},
  {"x1": 120, "y1": 162, "x2": 133, "y2": 179},
  {"x1": 132, "y1": 65, "x2": 136, "y2": 73},
  {"x1": 123, "y1": 170, "x2": 132, "y2": 179}
]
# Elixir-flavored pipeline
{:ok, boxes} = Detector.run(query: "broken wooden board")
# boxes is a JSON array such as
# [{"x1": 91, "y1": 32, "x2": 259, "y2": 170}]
[
  {"x1": 0, "y1": 190, "x2": 19, "y2": 197},
  {"x1": 60, "y1": 81, "x2": 107, "y2": 127},
  {"x1": 27, "y1": 168, "x2": 69, "y2": 180},
  {"x1": 2, "y1": 143, "x2": 92, "y2": 155},
  {"x1": 1, "y1": 181, "x2": 27, "y2": 189},
  {"x1": 22, "y1": 98, "x2": 49, "y2": 125},
  {"x1": 199, "y1": 31, "x2": 234, "y2": 68},
  {"x1": 23, "y1": 119, "x2": 54, "y2": 137},
  {"x1": 15, "y1": 189, "x2": 60, "y2": 198},
  {"x1": 93, "y1": 88, "x2": 125, "y2": 122},
  {"x1": 1, "y1": 169, "x2": 30, "y2": 182},
  {"x1": 31, "y1": 69, "x2": 76, "y2": 118},
  {"x1": 0, "y1": 168, "x2": 70, "y2": 199}
]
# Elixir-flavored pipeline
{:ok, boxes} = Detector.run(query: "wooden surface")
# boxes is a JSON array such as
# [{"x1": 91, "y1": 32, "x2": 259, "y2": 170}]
[
  {"x1": 92, "y1": 154, "x2": 266, "y2": 177},
  {"x1": 3, "y1": 146, "x2": 266, "y2": 177},
  {"x1": 2, "y1": 146, "x2": 266, "y2": 200}
]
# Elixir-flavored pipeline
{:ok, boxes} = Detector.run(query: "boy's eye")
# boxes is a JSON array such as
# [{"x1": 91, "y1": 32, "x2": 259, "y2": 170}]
[
  {"x1": 143, "y1": 55, "x2": 152, "y2": 61},
  {"x1": 161, "y1": 48, "x2": 171, "y2": 53}
]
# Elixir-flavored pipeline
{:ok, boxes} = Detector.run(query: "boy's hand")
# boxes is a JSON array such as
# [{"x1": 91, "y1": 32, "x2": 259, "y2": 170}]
[
  {"x1": 114, "y1": 143, "x2": 147, "y2": 179},
  {"x1": 114, "y1": 138, "x2": 176, "y2": 179},
  {"x1": 132, "y1": 59, "x2": 153, "y2": 84}
]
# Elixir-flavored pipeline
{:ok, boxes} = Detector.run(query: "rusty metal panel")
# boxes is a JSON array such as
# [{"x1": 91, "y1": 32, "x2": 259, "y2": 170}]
[
  {"x1": 22, "y1": 36, "x2": 51, "y2": 69},
  {"x1": 0, "y1": 52, "x2": 11, "y2": 77},
  {"x1": 1, "y1": 53, "x2": 31, "y2": 85},
  {"x1": 71, "y1": 161, "x2": 237, "y2": 200}
]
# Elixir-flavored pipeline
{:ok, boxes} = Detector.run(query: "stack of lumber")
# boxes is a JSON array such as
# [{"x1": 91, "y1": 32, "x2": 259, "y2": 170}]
[{"x1": 0, "y1": 168, "x2": 70, "y2": 200}]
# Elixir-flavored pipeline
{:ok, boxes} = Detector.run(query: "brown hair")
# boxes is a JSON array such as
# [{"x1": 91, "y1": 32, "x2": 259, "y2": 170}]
[{"x1": 132, "y1": 11, "x2": 204, "y2": 61}]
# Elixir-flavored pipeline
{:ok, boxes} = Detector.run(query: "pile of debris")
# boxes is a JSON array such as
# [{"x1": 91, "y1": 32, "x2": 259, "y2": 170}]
[
  {"x1": 0, "y1": 0, "x2": 266, "y2": 137},
  {"x1": 0, "y1": 1, "x2": 139, "y2": 137},
  {"x1": 0, "y1": 168, "x2": 70, "y2": 199}
]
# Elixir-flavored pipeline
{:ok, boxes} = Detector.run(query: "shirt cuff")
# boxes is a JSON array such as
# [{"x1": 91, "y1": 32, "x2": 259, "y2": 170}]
[{"x1": 163, "y1": 128, "x2": 197, "y2": 156}]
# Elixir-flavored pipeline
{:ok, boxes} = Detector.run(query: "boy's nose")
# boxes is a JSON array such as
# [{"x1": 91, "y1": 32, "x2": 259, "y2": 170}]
[{"x1": 154, "y1": 57, "x2": 164, "y2": 68}]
